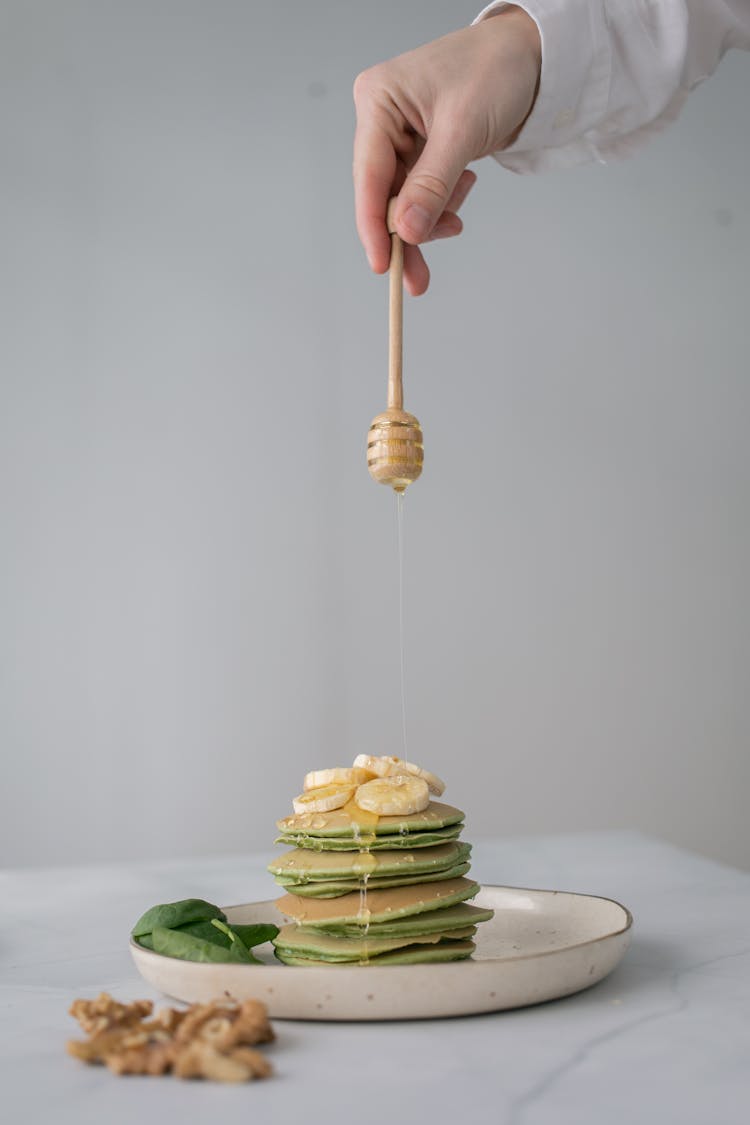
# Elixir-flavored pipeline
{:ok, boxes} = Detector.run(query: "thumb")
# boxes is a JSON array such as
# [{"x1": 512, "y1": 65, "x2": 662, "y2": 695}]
[{"x1": 394, "y1": 120, "x2": 472, "y2": 244}]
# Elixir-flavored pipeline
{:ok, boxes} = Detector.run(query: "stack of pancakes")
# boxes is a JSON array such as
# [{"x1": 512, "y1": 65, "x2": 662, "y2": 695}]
[{"x1": 269, "y1": 757, "x2": 493, "y2": 966}]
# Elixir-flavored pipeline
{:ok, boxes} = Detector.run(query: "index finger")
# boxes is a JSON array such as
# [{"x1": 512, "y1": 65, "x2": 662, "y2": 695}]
[{"x1": 353, "y1": 112, "x2": 397, "y2": 274}]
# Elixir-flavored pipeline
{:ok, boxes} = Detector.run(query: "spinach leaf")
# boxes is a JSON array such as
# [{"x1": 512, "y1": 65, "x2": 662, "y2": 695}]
[
  {"x1": 176, "y1": 919, "x2": 232, "y2": 947},
  {"x1": 133, "y1": 919, "x2": 231, "y2": 950},
  {"x1": 210, "y1": 919, "x2": 262, "y2": 963},
  {"x1": 130, "y1": 897, "x2": 279, "y2": 964},
  {"x1": 150, "y1": 925, "x2": 254, "y2": 964},
  {"x1": 131, "y1": 898, "x2": 225, "y2": 938},
  {"x1": 230, "y1": 923, "x2": 280, "y2": 949}
]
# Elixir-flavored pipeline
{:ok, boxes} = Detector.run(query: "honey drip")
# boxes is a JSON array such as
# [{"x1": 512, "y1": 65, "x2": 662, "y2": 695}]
[
  {"x1": 351, "y1": 484, "x2": 408, "y2": 956},
  {"x1": 396, "y1": 490, "x2": 407, "y2": 759},
  {"x1": 341, "y1": 800, "x2": 379, "y2": 949},
  {"x1": 359, "y1": 870, "x2": 372, "y2": 962}
]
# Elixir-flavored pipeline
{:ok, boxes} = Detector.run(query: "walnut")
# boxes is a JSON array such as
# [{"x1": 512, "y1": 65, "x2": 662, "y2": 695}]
[
  {"x1": 105, "y1": 1040, "x2": 175, "y2": 1076},
  {"x1": 230, "y1": 1046, "x2": 274, "y2": 1079},
  {"x1": 175, "y1": 997, "x2": 274, "y2": 1049},
  {"x1": 67, "y1": 994, "x2": 273, "y2": 1083},
  {"x1": 67, "y1": 1022, "x2": 172, "y2": 1066},
  {"x1": 232, "y1": 998, "x2": 275, "y2": 1046},
  {"x1": 69, "y1": 993, "x2": 153, "y2": 1036},
  {"x1": 173, "y1": 1042, "x2": 272, "y2": 1082},
  {"x1": 155, "y1": 1006, "x2": 187, "y2": 1034}
]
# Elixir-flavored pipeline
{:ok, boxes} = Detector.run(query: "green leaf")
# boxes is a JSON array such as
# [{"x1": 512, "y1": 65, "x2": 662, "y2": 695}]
[
  {"x1": 150, "y1": 925, "x2": 253, "y2": 964},
  {"x1": 227, "y1": 939, "x2": 259, "y2": 965},
  {"x1": 131, "y1": 898, "x2": 226, "y2": 938},
  {"x1": 209, "y1": 918, "x2": 237, "y2": 942},
  {"x1": 131, "y1": 899, "x2": 278, "y2": 965},
  {"x1": 177, "y1": 920, "x2": 232, "y2": 947},
  {"x1": 210, "y1": 919, "x2": 269, "y2": 964},
  {"x1": 230, "y1": 923, "x2": 280, "y2": 949}
]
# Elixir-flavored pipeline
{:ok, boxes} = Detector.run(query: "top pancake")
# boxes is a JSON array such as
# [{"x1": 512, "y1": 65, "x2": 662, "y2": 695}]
[{"x1": 276, "y1": 800, "x2": 464, "y2": 839}]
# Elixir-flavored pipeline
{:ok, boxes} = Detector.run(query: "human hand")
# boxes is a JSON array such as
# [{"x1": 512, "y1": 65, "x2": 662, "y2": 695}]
[{"x1": 353, "y1": 7, "x2": 541, "y2": 294}]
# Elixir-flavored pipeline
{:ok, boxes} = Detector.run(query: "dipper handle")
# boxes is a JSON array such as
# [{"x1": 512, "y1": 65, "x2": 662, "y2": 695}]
[{"x1": 386, "y1": 200, "x2": 403, "y2": 412}]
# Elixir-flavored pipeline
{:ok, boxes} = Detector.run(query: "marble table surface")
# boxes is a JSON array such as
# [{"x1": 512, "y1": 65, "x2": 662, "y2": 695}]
[{"x1": 2, "y1": 830, "x2": 749, "y2": 1124}]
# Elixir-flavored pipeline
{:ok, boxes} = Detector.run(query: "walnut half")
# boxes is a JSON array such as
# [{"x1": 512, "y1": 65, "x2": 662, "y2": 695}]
[
  {"x1": 174, "y1": 998, "x2": 275, "y2": 1049},
  {"x1": 69, "y1": 993, "x2": 153, "y2": 1036}
]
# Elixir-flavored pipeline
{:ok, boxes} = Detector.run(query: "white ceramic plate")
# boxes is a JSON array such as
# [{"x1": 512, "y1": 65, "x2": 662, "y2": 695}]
[
  {"x1": 130, "y1": 882, "x2": 634, "y2": 1026},
  {"x1": 130, "y1": 885, "x2": 632, "y2": 1021}
]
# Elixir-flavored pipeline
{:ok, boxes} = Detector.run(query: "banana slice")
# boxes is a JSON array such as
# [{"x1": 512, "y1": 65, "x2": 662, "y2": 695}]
[
  {"x1": 293, "y1": 784, "x2": 355, "y2": 815},
  {"x1": 303, "y1": 767, "x2": 373, "y2": 792},
  {"x1": 392, "y1": 759, "x2": 446, "y2": 797},
  {"x1": 354, "y1": 775, "x2": 430, "y2": 816},
  {"x1": 352, "y1": 754, "x2": 402, "y2": 778}
]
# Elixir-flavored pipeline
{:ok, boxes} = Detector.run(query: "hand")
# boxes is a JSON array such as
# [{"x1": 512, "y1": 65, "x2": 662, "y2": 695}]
[{"x1": 353, "y1": 7, "x2": 541, "y2": 294}]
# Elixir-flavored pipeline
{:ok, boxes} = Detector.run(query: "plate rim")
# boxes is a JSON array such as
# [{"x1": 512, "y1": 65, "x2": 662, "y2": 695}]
[{"x1": 129, "y1": 883, "x2": 633, "y2": 968}]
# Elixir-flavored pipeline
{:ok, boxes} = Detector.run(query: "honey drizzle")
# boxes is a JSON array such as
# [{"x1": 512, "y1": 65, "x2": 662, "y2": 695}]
[
  {"x1": 341, "y1": 798, "x2": 379, "y2": 956},
  {"x1": 396, "y1": 490, "x2": 407, "y2": 759},
  {"x1": 360, "y1": 870, "x2": 372, "y2": 964}
]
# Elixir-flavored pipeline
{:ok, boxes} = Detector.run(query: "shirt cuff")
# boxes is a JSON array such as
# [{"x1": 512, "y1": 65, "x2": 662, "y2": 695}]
[{"x1": 473, "y1": 1, "x2": 613, "y2": 172}]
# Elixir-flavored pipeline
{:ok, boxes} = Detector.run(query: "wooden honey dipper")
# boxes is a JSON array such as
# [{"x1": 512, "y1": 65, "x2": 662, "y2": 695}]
[{"x1": 367, "y1": 200, "x2": 424, "y2": 492}]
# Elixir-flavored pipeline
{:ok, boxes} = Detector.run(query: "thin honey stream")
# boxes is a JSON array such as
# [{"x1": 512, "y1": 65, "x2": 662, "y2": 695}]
[
  {"x1": 355, "y1": 493, "x2": 408, "y2": 960},
  {"x1": 283, "y1": 495, "x2": 408, "y2": 961},
  {"x1": 356, "y1": 492, "x2": 406, "y2": 962},
  {"x1": 341, "y1": 798, "x2": 379, "y2": 956},
  {"x1": 397, "y1": 490, "x2": 407, "y2": 760}
]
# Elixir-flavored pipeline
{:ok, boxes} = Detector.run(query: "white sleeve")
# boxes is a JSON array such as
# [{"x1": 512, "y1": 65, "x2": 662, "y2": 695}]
[{"x1": 473, "y1": 1, "x2": 750, "y2": 172}]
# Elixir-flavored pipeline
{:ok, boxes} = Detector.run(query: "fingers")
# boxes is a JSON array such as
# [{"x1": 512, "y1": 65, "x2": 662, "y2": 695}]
[
  {"x1": 427, "y1": 212, "x2": 462, "y2": 241},
  {"x1": 393, "y1": 119, "x2": 475, "y2": 245},
  {"x1": 400, "y1": 169, "x2": 476, "y2": 294},
  {"x1": 403, "y1": 243, "x2": 430, "y2": 297},
  {"x1": 353, "y1": 114, "x2": 398, "y2": 274},
  {"x1": 354, "y1": 67, "x2": 477, "y2": 294},
  {"x1": 356, "y1": 160, "x2": 475, "y2": 284},
  {"x1": 401, "y1": 211, "x2": 461, "y2": 295},
  {"x1": 445, "y1": 168, "x2": 477, "y2": 215}
]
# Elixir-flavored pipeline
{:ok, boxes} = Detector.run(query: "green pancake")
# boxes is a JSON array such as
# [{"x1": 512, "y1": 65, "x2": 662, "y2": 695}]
[
  {"x1": 303, "y1": 901, "x2": 495, "y2": 939},
  {"x1": 275, "y1": 825, "x2": 463, "y2": 851},
  {"x1": 276, "y1": 861, "x2": 472, "y2": 897},
  {"x1": 276, "y1": 800, "x2": 464, "y2": 840},
  {"x1": 272, "y1": 922, "x2": 477, "y2": 962},
  {"x1": 269, "y1": 841, "x2": 471, "y2": 881},
  {"x1": 274, "y1": 939, "x2": 476, "y2": 966},
  {"x1": 276, "y1": 877, "x2": 479, "y2": 929}
]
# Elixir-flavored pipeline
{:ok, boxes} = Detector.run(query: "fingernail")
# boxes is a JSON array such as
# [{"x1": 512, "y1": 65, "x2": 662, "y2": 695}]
[
  {"x1": 401, "y1": 203, "x2": 432, "y2": 242},
  {"x1": 427, "y1": 214, "x2": 463, "y2": 243},
  {"x1": 427, "y1": 225, "x2": 455, "y2": 242}
]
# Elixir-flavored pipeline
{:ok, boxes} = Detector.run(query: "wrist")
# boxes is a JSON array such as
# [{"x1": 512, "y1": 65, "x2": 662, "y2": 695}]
[
  {"x1": 479, "y1": 5, "x2": 542, "y2": 145},
  {"x1": 490, "y1": 6, "x2": 541, "y2": 71}
]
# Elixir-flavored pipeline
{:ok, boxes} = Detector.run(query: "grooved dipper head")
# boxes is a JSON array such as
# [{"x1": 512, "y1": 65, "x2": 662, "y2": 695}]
[{"x1": 367, "y1": 409, "x2": 423, "y2": 492}]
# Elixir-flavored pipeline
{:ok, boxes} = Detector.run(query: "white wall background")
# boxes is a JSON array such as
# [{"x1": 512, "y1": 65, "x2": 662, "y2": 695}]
[{"x1": 1, "y1": 1, "x2": 749, "y2": 871}]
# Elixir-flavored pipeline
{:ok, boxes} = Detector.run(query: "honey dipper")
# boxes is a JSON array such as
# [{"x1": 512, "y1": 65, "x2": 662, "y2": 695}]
[{"x1": 367, "y1": 200, "x2": 424, "y2": 492}]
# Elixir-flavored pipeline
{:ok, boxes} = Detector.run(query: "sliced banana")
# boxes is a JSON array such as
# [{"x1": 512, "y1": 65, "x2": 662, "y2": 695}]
[
  {"x1": 352, "y1": 754, "x2": 402, "y2": 778},
  {"x1": 354, "y1": 774, "x2": 430, "y2": 816},
  {"x1": 303, "y1": 767, "x2": 372, "y2": 792},
  {"x1": 292, "y1": 784, "x2": 355, "y2": 815},
  {"x1": 391, "y1": 759, "x2": 446, "y2": 797}
]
